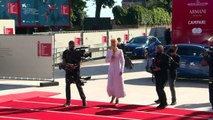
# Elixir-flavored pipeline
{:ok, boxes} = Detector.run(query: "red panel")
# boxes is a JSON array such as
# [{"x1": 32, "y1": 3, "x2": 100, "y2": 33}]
[
  {"x1": 75, "y1": 37, "x2": 81, "y2": 46},
  {"x1": 7, "y1": 2, "x2": 18, "y2": 14},
  {"x1": 3, "y1": 27, "x2": 14, "y2": 35},
  {"x1": 172, "y1": 0, "x2": 213, "y2": 46},
  {"x1": 102, "y1": 35, "x2": 107, "y2": 44},
  {"x1": 61, "y1": 5, "x2": 70, "y2": 15},
  {"x1": 38, "y1": 41, "x2": 52, "y2": 57},
  {"x1": 5, "y1": 28, "x2": 14, "y2": 34},
  {"x1": 124, "y1": 34, "x2": 129, "y2": 41}
]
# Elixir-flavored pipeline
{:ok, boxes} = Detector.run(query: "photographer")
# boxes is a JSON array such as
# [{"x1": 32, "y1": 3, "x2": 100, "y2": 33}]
[
  {"x1": 62, "y1": 41, "x2": 86, "y2": 107},
  {"x1": 167, "y1": 45, "x2": 180, "y2": 105},
  {"x1": 201, "y1": 48, "x2": 213, "y2": 110}
]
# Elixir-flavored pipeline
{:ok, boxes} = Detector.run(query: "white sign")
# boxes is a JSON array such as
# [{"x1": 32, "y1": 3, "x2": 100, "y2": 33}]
[
  {"x1": 0, "y1": 19, "x2": 15, "y2": 34},
  {"x1": 0, "y1": 35, "x2": 53, "y2": 79}
]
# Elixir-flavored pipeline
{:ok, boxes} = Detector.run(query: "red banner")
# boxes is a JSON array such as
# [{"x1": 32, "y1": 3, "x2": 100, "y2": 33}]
[
  {"x1": 172, "y1": 0, "x2": 213, "y2": 46},
  {"x1": 7, "y1": 2, "x2": 18, "y2": 14},
  {"x1": 61, "y1": 5, "x2": 70, "y2": 15},
  {"x1": 37, "y1": 41, "x2": 52, "y2": 57}
]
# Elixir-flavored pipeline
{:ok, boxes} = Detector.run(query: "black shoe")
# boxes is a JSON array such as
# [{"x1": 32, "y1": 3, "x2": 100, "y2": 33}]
[
  {"x1": 115, "y1": 98, "x2": 119, "y2": 106},
  {"x1": 171, "y1": 101, "x2": 177, "y2": 105},
  {"x1": 154, "y1": 99, "x2": 160, "y2": 104},
  {"x1": 82, "y1": 99, "x2": 87, "y2": 107},
  {"x1": 156, "y1": 104, "x2": 168, "y2": 109},
  {"x1": 110, "y1": 96, "x2": 115, "y2": 103},
  {"x1": 63, "y1": 102, "x2": 70, "y2": 107}
]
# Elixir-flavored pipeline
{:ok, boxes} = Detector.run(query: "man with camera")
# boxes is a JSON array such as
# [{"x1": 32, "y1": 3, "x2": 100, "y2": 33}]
[
  {"x1": 201, "y1": 48, "x2": 213, "y2": 110},
  {"x1": 151, "y1": 45, "x2": 170, "y2": 109},
  {"x1": 62, "y1": 41, "x2": 86, "y2": 107},
  {"x1": 167, "y1": 45, "x2": 180, "y2": 105}
]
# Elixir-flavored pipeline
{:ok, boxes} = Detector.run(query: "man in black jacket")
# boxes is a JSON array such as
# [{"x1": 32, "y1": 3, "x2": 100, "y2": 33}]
[
  {"x1": 202, "y1": 48, "x2": 213, "y2": 110},
  {"x1": 167, "y1": 45, "x2": 180, "y2": 105},
  {"x1": 62, "y1": 41, "x2": 86, "y2": 107},
  {"x1": 152, "y1": 45, "x2": 169, "y2": 109},
  {"x1": 117, "y1": 37, "x2": 125, "y2": 54}
]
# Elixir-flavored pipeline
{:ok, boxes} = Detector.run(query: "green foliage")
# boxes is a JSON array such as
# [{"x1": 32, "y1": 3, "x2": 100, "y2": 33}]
[
  {"x1": 146, "y1": 0, "x2": 172, "y2": 13},
  {"x1": 112, "y1": 6, "x2": 128, "y2": 25},
  {"x1": 70, "y1": 0, "x2": 88, "y2": 26},
  {"x1": 112, "y1": 5, "x2": 171, "y2": 26},
  {"x1": 127, "y1": 5, "x2": 143, "y2": 25},
  {"x1": 152, "y1": 7, "x2": 171, "y2": 25}
]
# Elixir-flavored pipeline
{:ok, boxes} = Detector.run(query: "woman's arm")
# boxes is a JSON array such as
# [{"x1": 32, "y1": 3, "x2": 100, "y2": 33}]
[
  {"x1": 120, "y1": 50, "x2": 125, "y2": 73},
  {"x1": 106, "y1": 49, "x2": 112, "y2": 63}
]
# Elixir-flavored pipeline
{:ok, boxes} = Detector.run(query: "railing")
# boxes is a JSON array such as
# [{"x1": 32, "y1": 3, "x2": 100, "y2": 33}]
[{"x1": 53, "y1": 46, "x2": 108, "y2": 65}]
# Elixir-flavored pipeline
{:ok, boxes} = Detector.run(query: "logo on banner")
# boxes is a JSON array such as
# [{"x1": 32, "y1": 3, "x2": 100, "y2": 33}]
[
  {"x1": 3, "y1": 27, "x2": 14, "y2": 34},
  {"x1": 102, "y1": 36, "x2": 107, "y2": 44},
  {"x1": 192, "y1": 28, "x2": 202, "y2": 34},
  {"x1": 37, "y1": 41, "x2": 52, "y2": 57},
  {"x1": 75, "y1": 37, "x2": 81, "y2": 46},
  {"x1": 7, "y1": 2, "x2": 18, "y2": 14},
  {"x1": 187, "y1": 0, "x2": 208, "y2": 7},
  {"x1": 188, "y1": 20, "x2": 206, "y2": 25},
  {"x1": 61, "y1": 5, "x2": 70, "y2": 15},
  {"x1": 124, "y1": 34, "x2": 129, "y2": 41}
]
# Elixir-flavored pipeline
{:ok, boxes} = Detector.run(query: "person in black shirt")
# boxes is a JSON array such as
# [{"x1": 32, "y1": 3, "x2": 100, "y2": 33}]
[
  {"x1": 202, "y1": 49, "x2": 213, "y2": 110},
  {"x1": 165, "y1": 28, "x2": 171, "y2": 45},
  {"x1": 62, "y1": 41, "x2": 86, "y2": 107},
  {"x1": 152, "y1": 45, "x2": 169, "y2": 109},
  {"x1": 117, "y1": 37, "x2": 125, "y2": 54},
  {"x1": 167, "y1": 45, "x2": 180, "y2": 105}
]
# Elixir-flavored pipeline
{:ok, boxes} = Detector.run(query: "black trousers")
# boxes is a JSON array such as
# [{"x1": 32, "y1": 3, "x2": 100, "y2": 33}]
[
  {"x1": 65, "y1": 72, "x2": 86, "y2": 103},
  {"x1": 155, "y1": 73, "x2": 168, "y2": 105},
  {"x1": 209, "y1": 77, "x2": 213, "y2": 105},
  {"x1": 168, "y1": 70, "x2": 177, "y2": 102}
]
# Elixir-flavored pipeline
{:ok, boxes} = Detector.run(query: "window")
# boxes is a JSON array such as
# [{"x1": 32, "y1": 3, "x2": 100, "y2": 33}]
[
  {"x1": 188, "y1": 47, "x2": 204, "y2": 57},
  {"x1": 148, "y1": 38, "x2": 156, "y2": 44},
  {"x1": 177, "y1": 46, "x2": 204, "y2": 57},
  {"x1": 129, "y1": 37, "x2": 147, "y2": 44},
  {"x1": 177, "y1": 46, "x2": 189, "y2": 56}
]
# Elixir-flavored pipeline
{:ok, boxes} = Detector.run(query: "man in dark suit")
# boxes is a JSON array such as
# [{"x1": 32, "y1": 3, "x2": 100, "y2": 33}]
[
  {"x1": 202, "y1": 48, "x2": 213, "y2": 110},
  {"x1": 152, "y1": 45, "x2": 169, "y2": 109},
  {"x1": 62, "y1": 41, "x2": 86, "y2": 107}
]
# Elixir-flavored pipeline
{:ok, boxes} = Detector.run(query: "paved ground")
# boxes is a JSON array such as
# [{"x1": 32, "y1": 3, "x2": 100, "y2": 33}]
[{"x1": 0, "y1": 59, "x2": 212, "y2": 112}]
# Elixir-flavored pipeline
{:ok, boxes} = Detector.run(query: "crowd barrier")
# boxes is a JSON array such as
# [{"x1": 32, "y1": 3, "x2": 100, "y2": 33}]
[
  {"x1": 35, "y1": 26, "x2": 167, "y2": 64},
  {"x1": 0, "y1": 34, "x2": 59, "y2": 86},
  {"x1": 0, "y1": 27, "x2": 167, "y2": 86}
]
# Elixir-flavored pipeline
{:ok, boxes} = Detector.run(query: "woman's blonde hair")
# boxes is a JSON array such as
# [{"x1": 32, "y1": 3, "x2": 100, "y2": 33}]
[{"x1": 111, "y1": 39, "x2": 118, "y2": 44}]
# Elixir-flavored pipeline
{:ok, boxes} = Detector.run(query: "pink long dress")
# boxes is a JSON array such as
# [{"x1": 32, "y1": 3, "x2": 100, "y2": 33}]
[{"x1": 106, "y1": 49, "x2": 126, "y2": 98}]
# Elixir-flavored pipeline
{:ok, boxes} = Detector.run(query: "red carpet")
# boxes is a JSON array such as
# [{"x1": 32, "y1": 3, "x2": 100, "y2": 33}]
[
  {"x1": 0, "y1": 91, "x2": 60, "y2": 103},
  {"x1": 0, "y1": 91, "x2": 212, "y2": 120}
]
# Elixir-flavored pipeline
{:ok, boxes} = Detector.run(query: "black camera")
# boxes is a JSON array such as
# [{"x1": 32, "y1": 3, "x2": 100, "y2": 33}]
[
  {"x1": 75, "y1": 47, "x2": 92, "y2": 60},
  {"x1": 59, "y1": 63, "x2": 66, "y2": 70}
]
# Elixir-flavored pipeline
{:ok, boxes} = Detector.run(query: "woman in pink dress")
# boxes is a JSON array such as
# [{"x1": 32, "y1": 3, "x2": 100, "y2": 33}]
[{"x1": 106, "y1": 39, "x2": 126, "y2": 105}]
